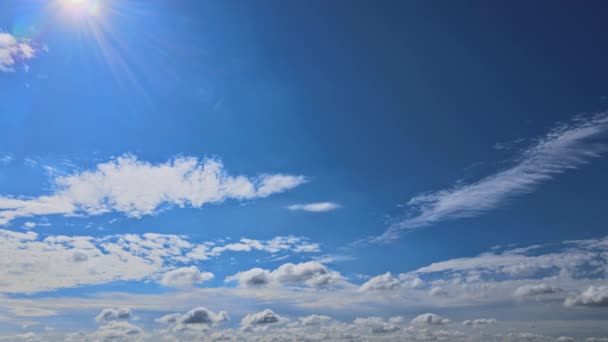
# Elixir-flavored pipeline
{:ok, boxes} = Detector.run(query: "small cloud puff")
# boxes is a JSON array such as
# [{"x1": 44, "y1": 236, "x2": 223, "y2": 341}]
[
  {"x1": 159, "y1": 266, "x2": 214, "y2": 288},
  {"x1": 241, "y1": 309, "x2": 282, "y2": 327},
  {"x1": 226, "y1": 261, "x2": 344, "y2": 288},
  {"x1": 157, "y1": 307, "x2": 229, "y2": 326},
  {"x1": 287, "y1": 202, "x2": 341, "y2": 212},
  {"x1": 411, "y1": 313, "x2": 450, "y2": 326},
  {"x1": 95, "y1": 308, "x2": 132, "y2": 323}
]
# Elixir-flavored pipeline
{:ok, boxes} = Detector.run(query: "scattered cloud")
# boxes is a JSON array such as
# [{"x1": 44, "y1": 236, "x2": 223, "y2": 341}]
[
  {"x1": 0, "y1": 32, "x2": 36, "y2": 72},
  {"x1": 0, "y1": 154, "x2": 307, "y2": 225},
  {"x1": 287, "y1": 202, "x2": 341, "y2": 212},
  {"x1": 376, "y1": 113, "x2": 608, "y2": 242},
  {"x1": 359, "y1": 272, "x2": 400, "y2": 292},
  {"x1": 514, "y1": 284, "x2": 563, "y2": 298},
  {"x1": 0, "y1": 154, "x2": 13, "y2": 166},
  {"x1": 411, "y1": 313, "x2": 450, "y2": 326},
  {"x1": 565, "y1": 286, "x2": 608, "y2": 307},
  {"x1": 159, "y1": 266, "x2": 214, "y2": 288},
  {"x1": 0, "y1": 228, "x2": 319, "y2": 294},
  {"x1": 95, "y1": 308, "x2": 132, "y2": 323},
  {"x1": 80, "y1": 321, "x2": 142, "y2": 341},
  {"x1": 157, "y1": 307, "x2": 228, "y2": 326},
  {"x1": 226, "y1": 261, "x2": 345, "y2": 288},
  {"x1": 241, "y1": 309, "x2": 282, "y2": 327}
]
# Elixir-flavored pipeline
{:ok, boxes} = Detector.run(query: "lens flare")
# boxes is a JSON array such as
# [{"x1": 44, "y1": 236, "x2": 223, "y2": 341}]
[{"x1": 59, "y1": 0, "x2": 101, "y2": 17}]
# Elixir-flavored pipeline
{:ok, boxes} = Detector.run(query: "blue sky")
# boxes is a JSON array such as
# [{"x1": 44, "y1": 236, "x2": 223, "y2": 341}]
[{"x1": 1, "y1": 0, "x2": 608, "y2": 341}]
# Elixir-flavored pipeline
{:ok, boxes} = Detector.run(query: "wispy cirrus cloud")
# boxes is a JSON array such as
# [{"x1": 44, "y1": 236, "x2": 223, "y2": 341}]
[
  {"x1": 375, "y1": 113, "x2": 608, "y2": 242},
  {"x1": 287, "y1": 202, "x2": 341, "y2": 212},
  {"x1": 0, "y1": 154, "x2": 307, "y2": 225},
  {"x1": 0, "y1": 32, "x2": 36, "y2": 72}
]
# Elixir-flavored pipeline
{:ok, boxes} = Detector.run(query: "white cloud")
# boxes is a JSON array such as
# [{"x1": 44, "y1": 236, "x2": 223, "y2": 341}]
[
  {"x1": 226, "y1": 261, "x2": 345, "y2": 288},
  {"x1": 297, "y1": 314, "x2": 333, "y2": 326},
  {"x1": 95, "y1": 308, "x2": 132, "y2": 323},
  {"x1": 0, "y1": 155, "x2": 307, "y2": 225},
  {"x1": 0, "y1": 154, "x2": 13, "y2": 166},
  {"x1": 0, "y1": 32, "x2": 36, "y2": 72},
  {"x1": 376, "y1": 113, "x2": 608, "y2": 242},
  {"x1": 359, "y1": 272, "x2": 400, "y2": 292},
  {"x1": 159, "y1": 266, "x2": 214, "y2": 288},
  {"x1": 22, "y1": 221, "x2": 36, "y2": 229},
  {"x1": 514, "y1": 284, "x2": 563, "y2": 298},
  {"x1": 429, "y1": 286, "x2": 448, "y2": 297},
  {"x1": 157, "y1": 307, "x2": 228, "y2": 326},
  {"x1": 353, "y1": 316, "x2": 400, "y2": 334},
  {"x1": 287, "y1": 202, "x2": 341, "y2": 212},
  {"x1": 0, "y1": 228, "x2": 320, "y2": 294},
  {"x1": 86, "y1": 321, "x2": 143, "y2": 341},
  {"x1": 564, "y1": 286, "x2": 608, "y2": 307},
  {"x1": 241, "y1": 309, "x2": 282, "y2": 327},
  {"x1": 411, "y1": 313, "x2": 450, "y2": 326}
]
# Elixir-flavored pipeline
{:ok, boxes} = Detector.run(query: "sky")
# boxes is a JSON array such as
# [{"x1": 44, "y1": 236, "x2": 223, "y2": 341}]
[{"x1": 1, "y1": 0, "x2": 608, "y2": 341}]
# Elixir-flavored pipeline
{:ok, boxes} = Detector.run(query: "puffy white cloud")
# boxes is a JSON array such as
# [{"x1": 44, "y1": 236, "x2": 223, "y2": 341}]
[
  {"x1": 297, "y1": 315, "x2": 333, "y2": 326},
  {"x1": 88, "y1": 321, "x2": 143, "y2": 341},
  {"x1": 565, "y1": 286, "x2": 608, "y2": 307},
  {"x1": 241, "y1": 309, "x2": 282, "y2": 327},
  {"x1": 0, "y1": 228, "x2": 319, "y2": 294},
  {"x1": 226, "y1": 261, "x2": 344, "y2": 288},
  {"x1": 95, "y1": 308, "x2": 132, "y2": 323},
  {"x1": 514, "y1": 284, "x2": 563, "y2": 298},
  {"x1": 159, "y1": 266, "x2": 214, "y2": 288},
  {"x1": 0, "y1": 32, "x2": 36, "y2": 72},
  {"x1": 158, "y1": 307, "x2": 229, "y2": 325},
  {"x1": 376, "y1": 113, "x2": 608, "y2": 242},
  {"x1": 287, "y1": 202, "x2": 341, "y2": 212},
  {"x1": 0, "y1": 155, "x2": 306, "y2": 224},
  {"x1": 411, "y1": 313, "x2": 450, "y2": 326},
  {"x1": 359, "y1": 272, "x2": 400, "y2": 292},
  {"x1": 226, "y1": 268, "x2": 271, "y2": 287},
  {"x1": 353, "y1": 317, "x2": 400, "y2": 334}
]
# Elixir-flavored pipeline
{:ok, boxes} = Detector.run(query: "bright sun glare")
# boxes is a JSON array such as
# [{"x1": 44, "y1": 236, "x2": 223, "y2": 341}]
[{"x1": 59, "y1": 0, "x2": 101, "y2": 17}]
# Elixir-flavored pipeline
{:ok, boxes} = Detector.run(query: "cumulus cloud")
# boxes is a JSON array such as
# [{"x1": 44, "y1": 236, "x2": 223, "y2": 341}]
[
  {"x1": 287, "y1": 202, "x2": 341, "y2": 212},
  {"x1": 514, "y1": 284, "x2": 563, "y2": 298},
  {"x1": 376, "y1": 113, "x2": 608, "y2": 242},
  {"x1": 0, "y1": 32, "x2": 36, "y2": 72},
  {"x1": 297, "y1": 315, "x2": 333, "y2": 326},
  {"x1": 429, "y1": 286, "x2": 448, "y2": 297},
  {"x1": 158, "y1": 307, "x2": 228, "y2": 325},
  {"x1": 226, "y1": 268, "x2": 271, "y2": 287},
  {"x1": 565, "y1": 286, "x2": 608, "y2": 307},
  {"x1": 159, "y1": 266, "x2": 214, "y2": 288},
  {"x1": 95, "y1": 308, "x2": 132, "y2": 323},
  {"x1": 241, "y1": 309, "x2": 282, "y2": 327},
  {"x1": 226, "y1": 261, "x2": 344, "y2": 288},
  {"x1": 359, "y1": 272, "x2": 400, "y2": 292},
  {"x1": 359, "y1": 272, "x2": 424, "y2": 292},
  {"x1": 6, "y1": 310, "x2": 608, "y2": 342},
  {"x1": 411, "y1": 313, "x2": 450, "y2": 326},
  {"x1": 0, "y1": 155, "x2": 307, "y2": 225},
  {"x1": 0, "y1": 228, "x2": 319, "y2": 294},
  {"x1": 353, "y1": 317, "x2": 400, "y2": 334},
  {"x1": 87, "y1": 321, "x2": 143, "y2": 341}
]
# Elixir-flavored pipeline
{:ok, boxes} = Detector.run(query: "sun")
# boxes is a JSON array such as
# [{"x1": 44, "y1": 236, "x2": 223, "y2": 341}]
[{"x1": 58, "y1": 0, "x2": 101, "y2": 17}]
